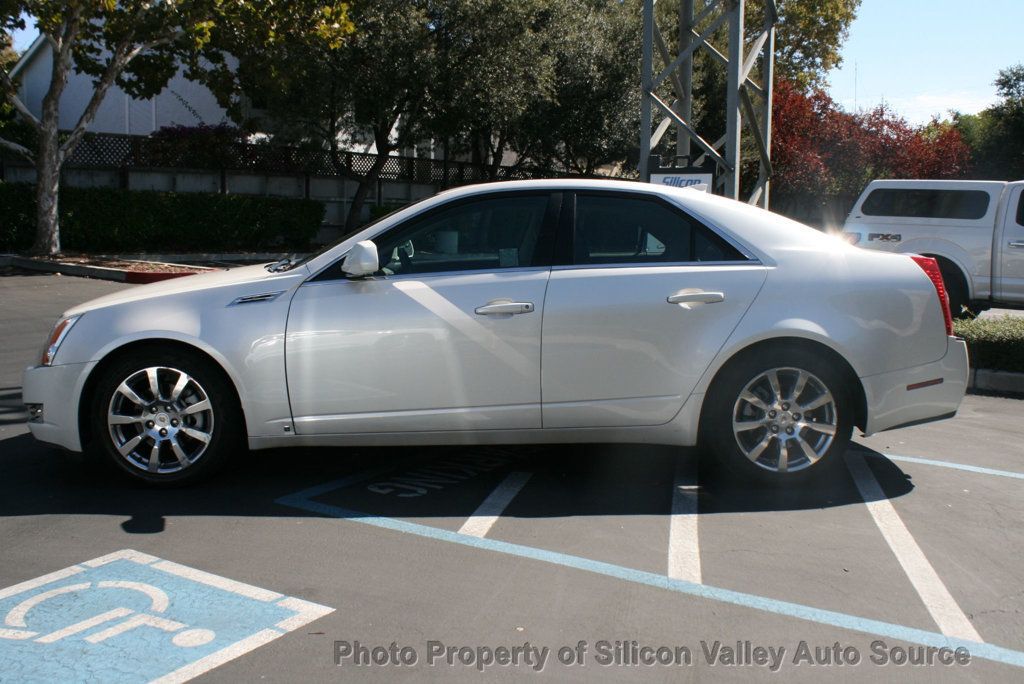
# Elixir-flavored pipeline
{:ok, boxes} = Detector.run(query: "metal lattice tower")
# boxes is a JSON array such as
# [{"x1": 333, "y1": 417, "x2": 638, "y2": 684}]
[{"x1": 639, "y1": 0, "x2": 777, "y2": 207}]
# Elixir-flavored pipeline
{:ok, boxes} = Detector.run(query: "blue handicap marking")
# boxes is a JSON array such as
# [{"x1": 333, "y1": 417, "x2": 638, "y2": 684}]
[{"x1": 0, "y1": 550, "x2": 333, "y2": 683}]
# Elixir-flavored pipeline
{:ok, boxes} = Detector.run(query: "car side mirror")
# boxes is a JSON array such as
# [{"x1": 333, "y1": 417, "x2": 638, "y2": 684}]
[{"x1": 341, "y1": 240, "x2": 379, "y2": 278}]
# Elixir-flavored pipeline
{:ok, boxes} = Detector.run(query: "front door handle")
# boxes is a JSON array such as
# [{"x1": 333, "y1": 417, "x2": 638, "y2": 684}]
[
  {"x1": 667, "y1": 290, "x2": 725, "y2": 306},
  {"x1": 1009, "y1": 241, "x2": 1024, "y2": 249},
  {"x1": 475, "y1": 300, "x2": 535, "y2": 316}
]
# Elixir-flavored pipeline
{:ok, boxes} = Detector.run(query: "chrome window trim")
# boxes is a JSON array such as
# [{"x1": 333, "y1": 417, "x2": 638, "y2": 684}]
[
  {"x1": 299, "y1": 265, "x2": 553, "y2": 287},
  {"x1": 550, "y1": 259, "x2": 763, "y2": 272}
]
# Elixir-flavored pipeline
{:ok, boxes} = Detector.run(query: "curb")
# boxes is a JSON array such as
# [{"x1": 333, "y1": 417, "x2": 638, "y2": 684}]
[
  {"x1": 968, "y1": 368, "x2": 1024, "y2": 396},
  {"x1": 88, "y1": 252, "x2": 305, "y2": 264},
  {"x1": 1, "y1": 255, "x2": 211, "y2": 284}
]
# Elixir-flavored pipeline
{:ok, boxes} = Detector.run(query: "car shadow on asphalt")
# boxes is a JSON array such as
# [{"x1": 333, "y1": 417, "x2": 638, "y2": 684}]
[
  {"x1": 0, "y1": 387, "x2": 27, "y2": 426},
  {"x1": 0, "y1": 432, "x2": 914, "y2": 532}
]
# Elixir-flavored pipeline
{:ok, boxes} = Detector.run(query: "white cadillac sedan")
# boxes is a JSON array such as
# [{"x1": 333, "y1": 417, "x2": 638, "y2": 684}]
[{"x1": 23, "y1": 179, "x2": 968, "y2": 485}]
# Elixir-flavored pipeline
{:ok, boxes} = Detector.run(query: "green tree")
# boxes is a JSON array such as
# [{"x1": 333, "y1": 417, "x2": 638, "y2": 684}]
[
  {"x1": 428, "y1": 0, "x2": 562, "y2": 179},
  {"x1": 0, "y1": 2, "x2": 352, "y2": 255},
  {"x1": 953, "y1": 64, "x2": 1024, "y2": 180},
  {"x1": 217, "y1": 0, "x2": 434, "y2": 232},
  {"x1": 0, "y1": 30, "x2": 15, "y2": 65},
  {"x1": 771, "y1": 0, "x2": 861, "y2": 90},
  {"x1": 225, "y1": 0, "x2": 594, "y2": 230},
  {"x1": 513, "y1": 0, "x2": 641, "y2": 175}
]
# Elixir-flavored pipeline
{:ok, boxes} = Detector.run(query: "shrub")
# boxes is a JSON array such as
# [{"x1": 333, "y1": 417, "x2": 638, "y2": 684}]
[
  {"x1": 954, "y1": 315, "x2": 1024, "y2": 373},
  {"x1": 0, "y1": 183, "x2": 323, "y2": 253}
]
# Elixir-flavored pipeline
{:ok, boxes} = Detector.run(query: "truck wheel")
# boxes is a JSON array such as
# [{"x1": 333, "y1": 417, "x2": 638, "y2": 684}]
[{"x1": 938, "y1": 265, "x2": 972, "y2": 319}]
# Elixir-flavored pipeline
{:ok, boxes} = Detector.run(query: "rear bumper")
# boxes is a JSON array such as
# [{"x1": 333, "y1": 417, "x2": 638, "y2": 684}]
[
  {"x1": 861, "y1": 337, "x2": 969, "y2": 435},
  {"x1": 22, "y1": 361, "x2": 93, "y2": 452}
]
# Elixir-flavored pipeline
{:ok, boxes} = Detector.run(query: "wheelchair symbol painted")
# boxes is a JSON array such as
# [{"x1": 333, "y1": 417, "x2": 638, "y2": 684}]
[
  {"x1": 0, "y1": 550, "x2": 333, "y2": 683},
  {"x1": 1, "y1": 580, "x2": 215, "y2": 647}
]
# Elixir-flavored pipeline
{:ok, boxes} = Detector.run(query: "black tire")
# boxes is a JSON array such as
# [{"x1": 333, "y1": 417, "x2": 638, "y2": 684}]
[
  {"x1": 89, "y1": 348, "x2": 243, "y2": 486},
  {"x1": 937, "y1": 262, "x2": 973, "y2": 319},
  {"x1": 701, "y1": 345, "x2": 854, "y2": 486}
]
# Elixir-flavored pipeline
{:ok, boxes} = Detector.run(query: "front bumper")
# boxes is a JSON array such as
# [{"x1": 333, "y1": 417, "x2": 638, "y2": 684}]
[
  {"x1": 22, "y1": 361, "x2": 94, "y2": 452},
  {"x1": 860, "y1": 337, "x2": 969, "y2": 435}
]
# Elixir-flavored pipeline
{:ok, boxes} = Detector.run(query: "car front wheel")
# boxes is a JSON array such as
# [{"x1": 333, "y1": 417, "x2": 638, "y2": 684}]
[
  {"x1": 90, "y1": 349, "x2": 241, "y2": 485},
  {"x1": 703, "y1": 346, "x2": 854, "y2": 484}
]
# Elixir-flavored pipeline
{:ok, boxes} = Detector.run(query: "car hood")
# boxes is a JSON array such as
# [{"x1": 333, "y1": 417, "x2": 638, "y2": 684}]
[{"x1": 64, "y1": 263, "x2": 307, "y2": 316}]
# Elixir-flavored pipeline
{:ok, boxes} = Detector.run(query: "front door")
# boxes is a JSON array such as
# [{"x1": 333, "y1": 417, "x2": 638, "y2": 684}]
[
  {"x1": 541, "y1": 191, "x2": 767, "y2": 428},
  {"x1": 286, "y1": 192, "x2": 558, "y2": 434},
  {"x1": 997, "y1": 184, "x2": 1024, "y2": 304}
]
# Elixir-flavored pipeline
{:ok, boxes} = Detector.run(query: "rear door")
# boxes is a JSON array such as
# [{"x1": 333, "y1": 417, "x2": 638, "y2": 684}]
[
  {"x1": 996, "y1": 183, "x2": 1024, "y2": 303},
  {"x1": 540, "y1": 191, "x2": 766, "y2": 429}
]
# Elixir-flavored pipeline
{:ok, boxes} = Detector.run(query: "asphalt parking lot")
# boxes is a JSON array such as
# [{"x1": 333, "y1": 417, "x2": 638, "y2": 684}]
[{"x1": 1, "y1": 272, "x2": 1022, "y2": 682}]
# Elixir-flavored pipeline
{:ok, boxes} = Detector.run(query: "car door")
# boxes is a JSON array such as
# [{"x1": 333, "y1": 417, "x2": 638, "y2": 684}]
[
  {"x1": 541, "y1": 191, "x2": 767, "y2": 429},
  {"x1": 996, "y1": 183, "x2": 1024, "y2": 303},
  {"x1": 286, "y1": 191, "x2": 559, "y2": 434}
]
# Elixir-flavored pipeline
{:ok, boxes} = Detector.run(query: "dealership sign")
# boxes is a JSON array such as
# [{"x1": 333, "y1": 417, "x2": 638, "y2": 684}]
[{"x1": 650, "y1": 173, "x2": 713, "y2": 192}]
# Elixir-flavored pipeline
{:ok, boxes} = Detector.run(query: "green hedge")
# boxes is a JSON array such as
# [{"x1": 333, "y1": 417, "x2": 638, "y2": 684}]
[
  {"x1": 0, "y1": 183, "x2": 324, "y2": 252},
  {"x1": 954, "y1": 315, "x2": 1024, "y2": 374}
]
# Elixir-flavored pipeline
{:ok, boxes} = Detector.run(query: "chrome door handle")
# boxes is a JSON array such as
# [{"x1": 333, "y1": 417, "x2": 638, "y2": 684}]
[
  {"x1": 667, "y1": 290, "x2": 725, "y2": 305},
  {"x1": 474, "y1": 300, "x2": 535, "y2": 315},
  {"x1": 1009, "y1": 241, "x2": 1024, "y2": 249}
]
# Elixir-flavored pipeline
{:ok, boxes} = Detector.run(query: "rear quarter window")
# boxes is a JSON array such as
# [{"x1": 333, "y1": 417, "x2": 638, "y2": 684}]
[{"x1": 861, "y1": 188, "x2": 990, "y2": 220}]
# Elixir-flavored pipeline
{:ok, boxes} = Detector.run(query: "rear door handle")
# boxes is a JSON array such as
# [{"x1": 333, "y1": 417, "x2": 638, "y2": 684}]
[
  {"x1": 475, "y1": 300, "x2": 535, "y2": 316},
  {"x1": 1009, "y1": 241, "x2": 1024, "y2": 249},
  {"x1": 667, "y1": 290, "x2": 725, "y2": 305}
]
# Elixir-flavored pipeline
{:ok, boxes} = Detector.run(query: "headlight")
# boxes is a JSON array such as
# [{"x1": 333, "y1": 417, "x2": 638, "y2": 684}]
[{"x1": 40, "y1": 315, "x2": 80, "y2": 366}]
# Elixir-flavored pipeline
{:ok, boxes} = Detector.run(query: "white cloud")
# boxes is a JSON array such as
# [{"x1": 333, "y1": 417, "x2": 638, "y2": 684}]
[{"x1": 834, "y1": 90, "x2": 998, "y2": 125}]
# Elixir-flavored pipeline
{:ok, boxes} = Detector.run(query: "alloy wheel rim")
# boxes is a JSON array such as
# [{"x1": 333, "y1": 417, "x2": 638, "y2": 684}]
[
  {"x1": 731, "y1": 366, "x2": 837, "y2": 473},
  {"x1": 107, "y1": 366, "x2": 214, "y2": 474}
]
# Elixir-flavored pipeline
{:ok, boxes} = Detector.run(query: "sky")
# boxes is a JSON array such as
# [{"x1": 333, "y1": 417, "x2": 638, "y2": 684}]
[
  {"x1": 827, "y1": 0, "x2": 1024, "y2": 124},
  {"x1": 9, "y1": 1, "x2": 1024, "y2": 126}
]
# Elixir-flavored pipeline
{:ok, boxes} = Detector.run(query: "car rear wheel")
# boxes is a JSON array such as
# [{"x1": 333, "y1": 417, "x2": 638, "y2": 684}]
[
  {"x1": 702, "y1": 347, "x2": 854, "y2": 485},
  {"x1": 90, "y1": 349, "x2": 242, "y2": 485}
]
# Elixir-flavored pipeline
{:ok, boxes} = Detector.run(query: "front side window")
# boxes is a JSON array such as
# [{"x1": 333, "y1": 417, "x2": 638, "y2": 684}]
[
  {"x1": 573, "y1": 194, "x2": 744, "y2": 265},
  {"x1": 373, "y1": 194, "x2": 551, "y2": 276},
  {"x1": 861, "y1": 188, "x2": 990, "y2": 220},
  {"x1": 1017, "y1": 191, "x2": 1024, "y2": 227}
]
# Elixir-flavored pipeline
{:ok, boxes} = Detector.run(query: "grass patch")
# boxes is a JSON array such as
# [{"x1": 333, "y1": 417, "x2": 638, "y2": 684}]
[{"x1": 954, "y1": 315, "x2": 1024, "y2": 373}]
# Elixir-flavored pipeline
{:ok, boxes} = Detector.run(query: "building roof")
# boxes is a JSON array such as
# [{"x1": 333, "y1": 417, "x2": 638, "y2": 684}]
[{"x1": 9, "y1": 34, "x2": 48, "y2": 80}]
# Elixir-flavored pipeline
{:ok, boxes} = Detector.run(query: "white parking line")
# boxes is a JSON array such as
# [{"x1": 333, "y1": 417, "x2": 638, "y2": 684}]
[
  {"x1": 667, "y1": 458, "x2": 701, "y2": 584},
  {"x1": 458, "y1": 471, "x2": 532, "y2": 538},
  {"x1": 845, "y1": 451, "x2": 982, "y2": 642}
]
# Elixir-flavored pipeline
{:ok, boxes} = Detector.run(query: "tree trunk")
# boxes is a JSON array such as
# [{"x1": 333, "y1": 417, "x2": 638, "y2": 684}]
[
  {"x1": 31, "y1": 128, "x2": 62, "y2": 255},
  {"x1": 344, "y1": 153, "x2": 390, "y2": 233}
]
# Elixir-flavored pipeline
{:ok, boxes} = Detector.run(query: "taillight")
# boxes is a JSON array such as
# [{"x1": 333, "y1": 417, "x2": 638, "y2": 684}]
[{"x1": 910, "y1": 256, "x2": 953, "y2": 336}]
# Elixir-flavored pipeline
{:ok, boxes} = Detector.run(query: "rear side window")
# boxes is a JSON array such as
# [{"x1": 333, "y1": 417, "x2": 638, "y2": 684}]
[
  {"x1": 573, "y1": 194, "x2": 745, "y2": 265},
  {"x1": 1017, "y1": 192, "x2": 1024, "y2": 227},
  {"x1": 861, "y1": 188, "x2": 990, "y2": 220}
]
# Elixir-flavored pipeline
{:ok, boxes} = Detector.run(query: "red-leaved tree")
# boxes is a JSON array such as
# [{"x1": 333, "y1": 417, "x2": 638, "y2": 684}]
[{"x1": 770, "y1": 80, "x2": 972, "y2": 224}]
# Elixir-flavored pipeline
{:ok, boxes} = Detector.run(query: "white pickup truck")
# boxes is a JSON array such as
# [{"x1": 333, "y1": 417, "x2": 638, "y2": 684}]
[{"x1": 842, "y1": 179, "x2": 1024, "y2": 316}]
